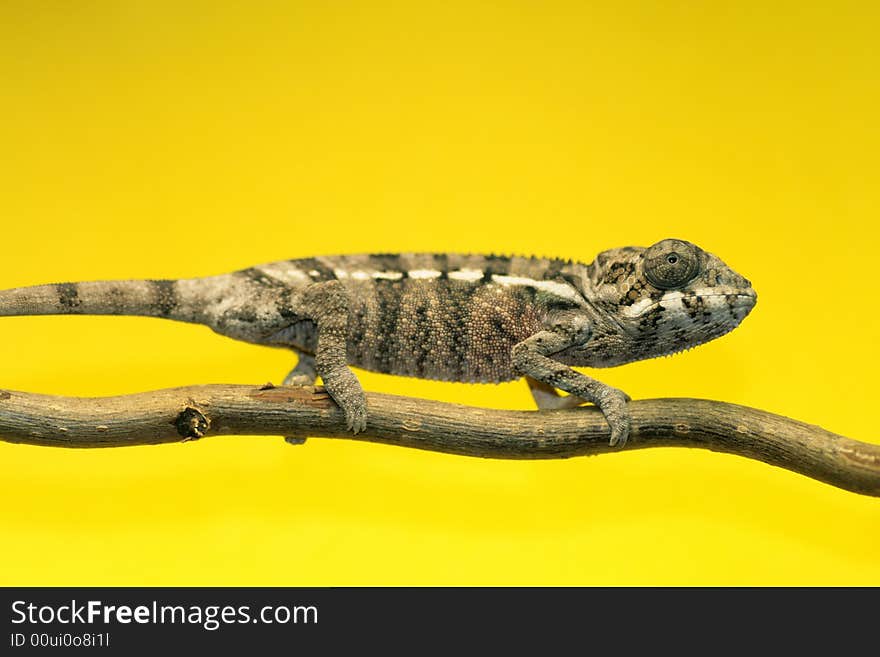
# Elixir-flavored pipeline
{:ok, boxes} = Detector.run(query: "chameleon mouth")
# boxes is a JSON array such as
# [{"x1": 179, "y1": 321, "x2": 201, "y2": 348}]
[
  {"x1": 653, "y1": 322, "x2": 741, "y2": 358},
  {"x1": 626, "y1": 290, "x2": 757, "y2": 319}
]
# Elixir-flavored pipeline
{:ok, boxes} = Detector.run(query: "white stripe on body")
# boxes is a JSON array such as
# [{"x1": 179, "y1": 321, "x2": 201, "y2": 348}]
[{"x1": 491, "y1": 274, "x2": 583, "y2": 305}]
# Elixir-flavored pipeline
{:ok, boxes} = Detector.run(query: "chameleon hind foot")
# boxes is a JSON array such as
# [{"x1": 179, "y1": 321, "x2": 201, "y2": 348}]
[{"x1": 283, "y1": 352, "x2": 317, "y2": 387}]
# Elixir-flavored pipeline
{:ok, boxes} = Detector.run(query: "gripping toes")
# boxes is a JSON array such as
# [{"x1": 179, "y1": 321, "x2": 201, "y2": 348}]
[
  {"x1": 321, "y1": 368, "x2": 368, "y2": 434},
  {"x1": 344, "y1": 402, "x2": 368, "y2": 434},
  {"x1": 596, "y1": 388, "x2": 631, "y2": 447}
]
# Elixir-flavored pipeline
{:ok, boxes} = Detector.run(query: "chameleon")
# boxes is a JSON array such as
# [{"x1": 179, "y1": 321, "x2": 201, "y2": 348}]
[{"x1": 0, "y1": 239, "x2": 756, "y2": 447}]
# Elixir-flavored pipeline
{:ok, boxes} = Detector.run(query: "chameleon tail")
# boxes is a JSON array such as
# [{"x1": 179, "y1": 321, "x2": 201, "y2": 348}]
[{"x1": 0, "y1": 278, "x2": 212, "y2": 324}]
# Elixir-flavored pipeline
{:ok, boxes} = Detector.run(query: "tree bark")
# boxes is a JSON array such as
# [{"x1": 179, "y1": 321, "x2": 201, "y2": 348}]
[{"x1": 0, "y1": 384, "x2": 877, "y2": 496}]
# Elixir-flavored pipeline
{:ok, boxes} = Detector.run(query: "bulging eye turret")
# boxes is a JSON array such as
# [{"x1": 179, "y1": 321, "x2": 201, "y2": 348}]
[{"x1": 643, "y1": 239, "x2": 702, "y2": 290}]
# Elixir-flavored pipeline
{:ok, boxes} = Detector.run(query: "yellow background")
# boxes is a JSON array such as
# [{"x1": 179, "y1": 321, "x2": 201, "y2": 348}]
[{"x1": 1, "y1": 1, "x2": 877, "y2": 585}]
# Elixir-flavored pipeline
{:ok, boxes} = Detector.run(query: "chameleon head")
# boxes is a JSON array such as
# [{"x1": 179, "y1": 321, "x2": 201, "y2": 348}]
[{"x1": 579, "y1": 238, "x2": 757, "y2": 366}]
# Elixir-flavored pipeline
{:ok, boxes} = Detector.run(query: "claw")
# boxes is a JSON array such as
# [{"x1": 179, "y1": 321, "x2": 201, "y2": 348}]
[
  {"x1": 344, "y1": 406, "x2": 367, "y2": 435},
  {"x1": 320, "y1": 367, "x2": 367, "y2": 435},
  {"x1": 599, "y1": 388, "x2": 632, "y2": 448},
  {"x1": 345, "y1": 407, "x2": 368, "y2": 435},
  {"x1": 607, "y1": 416, "x2": 631, "y2": 447}
]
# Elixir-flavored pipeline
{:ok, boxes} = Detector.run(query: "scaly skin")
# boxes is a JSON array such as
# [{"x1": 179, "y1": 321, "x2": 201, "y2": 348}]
[{"x1": 0, "y1": 239, "x2": 757, "y2": 445}]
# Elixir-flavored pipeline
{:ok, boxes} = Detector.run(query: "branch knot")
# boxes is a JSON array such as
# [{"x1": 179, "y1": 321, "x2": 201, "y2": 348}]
[{"x1": 175, "y1": 406, "x2": 209, "y2": 440}]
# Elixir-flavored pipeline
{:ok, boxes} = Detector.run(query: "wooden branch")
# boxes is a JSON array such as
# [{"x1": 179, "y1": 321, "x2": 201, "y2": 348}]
[{"x1": 0, "y1": 384, "x2": 877, "y2": 496}]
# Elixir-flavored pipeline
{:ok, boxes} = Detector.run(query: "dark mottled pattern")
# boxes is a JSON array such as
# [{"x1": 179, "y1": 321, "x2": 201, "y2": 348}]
[
  {"x1": 368, "y1": 254, "x2": 403, "y2": 272},
  {"x1": 150, "y1": 280, "x2": 179, "y2": 317},
  {"x1": 220, "y1": 249, "x2": 753, "y2": 379},
  {"x1": 295, "y1": 258, "x2": 337, "y2": 282},
  {"x1": 0, "y1": 247, "x2": 756, "y2": 389},
  {"x1": 681, "y1": 295, "x2": 700, "y2": 319},
  {"x1": 264, "y1": 254, "x2": 574, "y2": 382},
  {"x1": 432, "y1": 253, "x2": 449, "y2": 278},
  {"x1": 539, "y1": 258, "x2": 566, "y2": 280},
  {"x1": 638, "y1": 305, "x2": 665, "y2": 330},
  {"x1": 56, "y1": 283, "x2": 81, "y2": 311},
  {"x1": 622, "y1": 279, "x2": 647, "y2": 306},
  {"x1": 239, "y1": 268, "x2": 287, "y2": 288},
  {"x1": 337, "y1": 275, "x2": 541, "y2": 382},
  {"x1": 276, "y1": 288, "x2": 297, "y2": 319},
  {"x1": 0, "y1": 244, "x2": 757, "y2": 446},
  {"x1": 412, "y1": 302, "x2": 433, "y2": 375},
  {"x1": 442, "y1": 283, "x2": 472, "y2": 380},
  {"x1": 482, "y1": 254, "x2": 511, "y2": 281},
  {"x1": 372, "y1": 279, "x2": 403, "y2": 374},
  {"x1": 603, "y1": 261, "x2": 635, "y2": 285}
]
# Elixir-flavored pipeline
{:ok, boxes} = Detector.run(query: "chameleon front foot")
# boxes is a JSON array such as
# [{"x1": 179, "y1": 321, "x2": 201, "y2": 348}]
[
  {"x1": 525, "y1": 375, "x2": 632, "y2": 447},
  {"x1": 321, "y1": 369, "x2": 368, "y2": 434},
  {"x1": 595, "y1": 388, "x2": 631, "y2": 447},
  {"x1": 343, "y1": 404, "x2": 368, "y2": 434},
  {"x1": 546, "y1": 388, "x2": 631, "y2": 447}
]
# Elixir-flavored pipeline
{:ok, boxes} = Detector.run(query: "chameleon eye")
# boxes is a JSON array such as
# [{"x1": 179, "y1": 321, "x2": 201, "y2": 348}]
[{"x1": 644, "y1": 239, "x2": 701, "y2": 290}]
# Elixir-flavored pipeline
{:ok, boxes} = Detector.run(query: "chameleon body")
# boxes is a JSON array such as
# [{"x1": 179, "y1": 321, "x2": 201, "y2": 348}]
[{"x1": 0, "y1": 239, "x2": 756, "y2": 446}]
